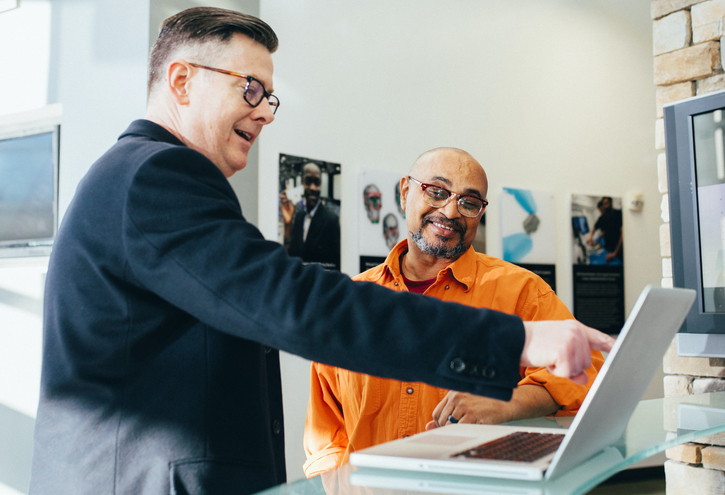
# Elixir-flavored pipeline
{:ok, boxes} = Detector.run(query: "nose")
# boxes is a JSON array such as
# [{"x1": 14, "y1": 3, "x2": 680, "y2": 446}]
[
  {"x1": 441, "y1": 196, "x2": 462, "y2": 219},
  {"x1": 252, "y1": 98, "x2": 275, "y2": 124}
]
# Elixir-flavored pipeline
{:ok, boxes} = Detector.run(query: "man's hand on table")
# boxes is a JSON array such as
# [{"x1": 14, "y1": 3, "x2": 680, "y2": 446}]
[{"x1": 426, "y1": 385, "x2": 560, "y2": 430}]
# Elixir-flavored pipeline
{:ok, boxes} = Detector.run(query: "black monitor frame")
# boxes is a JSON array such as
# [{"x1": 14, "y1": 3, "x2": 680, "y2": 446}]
[{"x1": 664, "y1": 89, "x2": 725, "y2": 335}]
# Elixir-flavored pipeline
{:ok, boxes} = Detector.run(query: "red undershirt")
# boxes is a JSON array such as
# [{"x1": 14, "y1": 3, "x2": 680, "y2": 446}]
[{"x1": 401, "y1": 275, "x2": 436, "y2": 294}]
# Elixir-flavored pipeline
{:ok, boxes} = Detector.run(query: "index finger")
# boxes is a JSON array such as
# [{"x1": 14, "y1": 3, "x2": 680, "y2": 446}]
[
  {"x1": 583, "y1": 325, "x2": 616, "y2": 352},
  {"x1": 432, "y1": 392, "x2": 451, "y2": 427}
]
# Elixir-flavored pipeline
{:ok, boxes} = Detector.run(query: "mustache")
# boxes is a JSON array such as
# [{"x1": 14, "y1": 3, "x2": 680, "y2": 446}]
[{"x1": 423, "y1": 214, "x2": 465, "y2": 233}]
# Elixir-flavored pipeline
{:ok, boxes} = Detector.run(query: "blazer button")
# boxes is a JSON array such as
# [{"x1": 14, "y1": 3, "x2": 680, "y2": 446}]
[
  {"x1": 272, "y1": 419, "x2": 282, "y2": 435},
  {"x1": 450, "y1": 358, "x2": 466, "y2": 373},
  {"x1": 485, "y1": 368, "x2": 496, "y2": 379}
]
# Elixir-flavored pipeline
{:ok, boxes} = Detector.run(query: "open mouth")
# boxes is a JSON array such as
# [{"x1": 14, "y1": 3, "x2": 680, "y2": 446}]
[
  {"x1": 430, "y1": 221, "x2": 456, "y2": 232},
  {"x1": 235, "y1": 129, "x2": 253, "y2": 142},
  {"x1": 425, "y1": 216, "x2": 462, "y2": 234}
]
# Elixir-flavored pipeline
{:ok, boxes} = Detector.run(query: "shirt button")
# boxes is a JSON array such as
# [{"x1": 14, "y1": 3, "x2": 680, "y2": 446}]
[
  {"x1": 394, "y1": 282, "x2": 399, "y2": 286},
  {"x1": 445, "y1": 285, "x2": 450, "y2": 290},
  {"x1": 450, "y1": 358, "x2": 466, "y2": 373},
  {"x1": 272, "y1": 420, "x2": 281, "y2": 435},
  {"x1": 406, "y1": 387, "x2": 414, "y2": 395}
]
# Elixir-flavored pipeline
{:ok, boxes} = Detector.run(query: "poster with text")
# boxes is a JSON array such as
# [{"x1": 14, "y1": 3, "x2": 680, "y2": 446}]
[
  {"x1": 279, "y1": 153, "x2": 341, "y2": 270},
  {"x1": 500, "y1": 187, "x2": 557, "y2": 291},
  {"x1": 571, "y1": 194, "x2": 625, "y2": 334}
]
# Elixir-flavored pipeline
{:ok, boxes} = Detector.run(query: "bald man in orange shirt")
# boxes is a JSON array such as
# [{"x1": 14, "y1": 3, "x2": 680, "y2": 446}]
[{"x1": 303, "y1": 148, "x2": 604, "y2": 478}]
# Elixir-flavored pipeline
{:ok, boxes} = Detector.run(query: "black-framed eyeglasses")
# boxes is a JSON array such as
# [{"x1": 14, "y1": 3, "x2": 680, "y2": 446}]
[
  {"x1": 408, "y1": 176, "x2": 488, "y2": 217},
  {"x1": 189, "y1": 62, "x2": 280, "y2": 114}
]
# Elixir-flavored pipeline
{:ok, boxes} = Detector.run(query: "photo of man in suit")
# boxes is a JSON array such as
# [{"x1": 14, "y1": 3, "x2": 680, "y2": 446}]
[
  {"x1": 29, "y1": 7, "x2": 613, "y2": 495},
  {"x1": 280, "y1": 161, "x2": 340, "y2": 270}
]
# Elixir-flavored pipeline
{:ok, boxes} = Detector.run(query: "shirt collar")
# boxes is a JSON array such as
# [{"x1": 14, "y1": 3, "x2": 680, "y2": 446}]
[
  {"x1": 119, "y1": 119, "x2": 186, "y2": 147},
  {"x1": 306, "y1": 201, "x2": 321, "y2": 218},
  {"x1": 381, "y1": 239, "x2": 477, "y2": 291}
]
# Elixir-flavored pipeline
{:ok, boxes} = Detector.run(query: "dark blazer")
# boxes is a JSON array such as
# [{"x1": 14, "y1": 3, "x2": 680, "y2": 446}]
[
  {"x1": 288, "y1": 204, "x2": 340, "y2": 270},
  {"x1": 30, "y1": 120, "x2": 525, "y2": 495}
]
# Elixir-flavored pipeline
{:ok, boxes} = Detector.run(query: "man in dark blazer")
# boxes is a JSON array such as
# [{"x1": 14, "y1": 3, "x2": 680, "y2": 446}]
[
  {"x1": 285, "y1": 162, "x2": 341, "y2": 270},
  {"x1": 29, "y1": 7, "x2": 613, "y2": 495}
]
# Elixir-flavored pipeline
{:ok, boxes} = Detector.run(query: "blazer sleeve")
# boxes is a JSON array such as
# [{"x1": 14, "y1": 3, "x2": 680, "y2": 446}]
[{"x1": 122, "y1": 147, "x2": 526, "y2": 400}]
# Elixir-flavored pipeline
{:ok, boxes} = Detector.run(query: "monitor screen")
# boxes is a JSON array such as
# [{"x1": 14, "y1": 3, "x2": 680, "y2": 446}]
[
  {"x1": 692, "y1": 110, "x2": 725, "y2": 314},
  {"x1": 665, "y1": 89, "x2": 725, "y2": 335},
  {"x1": 0, "y1": 127, "x2": 58, "y2": 254}
]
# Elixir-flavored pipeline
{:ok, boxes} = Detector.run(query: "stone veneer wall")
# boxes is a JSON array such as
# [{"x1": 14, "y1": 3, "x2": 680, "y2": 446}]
[{"x1": 652, "y1": 0, "x2": 725, "y2": 492}]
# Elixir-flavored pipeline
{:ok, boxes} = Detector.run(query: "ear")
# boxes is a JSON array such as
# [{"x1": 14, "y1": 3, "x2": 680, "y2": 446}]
[
  {"x1": 399, "y1": 176, "x2": 409, "y2": 211},
  {"x1": 166, "y1": 59, "x2": 194, "y2": 106}
]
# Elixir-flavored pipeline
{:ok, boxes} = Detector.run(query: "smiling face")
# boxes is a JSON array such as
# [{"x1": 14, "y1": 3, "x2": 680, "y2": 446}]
[
  {"x1": 178, "y1": 33, "x2": 275, "y2": 177},
  {"x1": 302, "y1": 163, "x2": 322, "y2": 210},
  {"x1": 400, "y1": 149, "x2": 488, "y2": 260}
]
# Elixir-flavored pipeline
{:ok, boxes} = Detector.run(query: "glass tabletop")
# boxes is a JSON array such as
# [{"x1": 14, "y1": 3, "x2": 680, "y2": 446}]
[{"x1": 255, "y1": 391, "x2": 725, "y2": 495}]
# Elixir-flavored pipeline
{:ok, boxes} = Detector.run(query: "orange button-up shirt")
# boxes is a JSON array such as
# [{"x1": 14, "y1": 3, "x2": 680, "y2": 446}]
[{"x1": 303, "y1": 240, "x2": 604, "y2": 478}]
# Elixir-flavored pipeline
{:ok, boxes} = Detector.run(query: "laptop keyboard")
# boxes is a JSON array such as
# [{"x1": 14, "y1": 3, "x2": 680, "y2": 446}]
[{"x1": 452, "y1": 431, "x2": 565, "y2": 463}]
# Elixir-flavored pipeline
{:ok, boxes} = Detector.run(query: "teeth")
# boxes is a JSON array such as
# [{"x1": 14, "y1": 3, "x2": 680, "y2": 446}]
[
  {"x1": 432, "y1": 222, "x2": 453, "y2": 231},
  {"x1": 236, "y1": 130, "x2": 252, "y2": 141}
]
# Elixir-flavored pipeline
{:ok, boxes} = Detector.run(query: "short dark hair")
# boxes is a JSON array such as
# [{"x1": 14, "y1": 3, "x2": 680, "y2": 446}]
[{"x1": 147, "y1": 7, "x2": 278, "y2": 95}]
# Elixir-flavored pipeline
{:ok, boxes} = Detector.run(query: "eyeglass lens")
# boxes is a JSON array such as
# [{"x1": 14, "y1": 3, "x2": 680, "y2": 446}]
[
  {"x1": 245, "y1": 78, "x2": 279, "y2": 114},
  {"x1": 423, "y1": 185, "x2": 483, "y2": 217}
]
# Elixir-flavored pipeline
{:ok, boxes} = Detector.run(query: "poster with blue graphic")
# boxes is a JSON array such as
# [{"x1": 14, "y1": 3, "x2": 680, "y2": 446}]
[{"x1": 500, "y1": 188, "x2": 557, "y2": 291}]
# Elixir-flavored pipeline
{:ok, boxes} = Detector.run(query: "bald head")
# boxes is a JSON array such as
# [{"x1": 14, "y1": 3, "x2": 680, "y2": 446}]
[{"x1": 409, "y1": 148, "x2": 488, "y2": 200}]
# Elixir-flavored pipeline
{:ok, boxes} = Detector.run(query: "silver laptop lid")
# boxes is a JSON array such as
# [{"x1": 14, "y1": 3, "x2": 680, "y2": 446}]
[{"x1": 546, "y1": 285, "x2": 695, "y2": 479}]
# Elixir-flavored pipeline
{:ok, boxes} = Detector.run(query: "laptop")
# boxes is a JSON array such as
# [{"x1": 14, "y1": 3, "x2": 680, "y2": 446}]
[{"x1": 349, "y1": 285, "x2": 696, "y2": 481}]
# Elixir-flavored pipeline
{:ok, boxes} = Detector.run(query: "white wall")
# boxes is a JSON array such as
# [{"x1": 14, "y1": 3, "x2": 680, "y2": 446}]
[
  {"x1": 0, "y1": 3, "x2": 56, "y2": 493},
  {"x1": 259, "y1": 0, "x2": 660, "y2": 481}
]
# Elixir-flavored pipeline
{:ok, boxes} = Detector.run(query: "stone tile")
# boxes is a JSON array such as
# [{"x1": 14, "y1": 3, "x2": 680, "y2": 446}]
[
  {"x1": 657, "y1": 117, "x2": 666, "y2": 150},
  {"x1": 667, "y1": 442, "x2": 703, "y2": 463},
  {"x1": 663, "y1": 257, "x2": 673, "y2": 278},
  {"x1": 658, "y1": 152, "x2": 669, "y2": 192},
  {"x1": 702, "y1": 445, "x2": 725, "y2": 469},
  {"x1": 697, "y1": 431, "x2": 725, "y2": 445},
  {"x1": 662, "y1": 193, "x2": 671, "y2": 222},
  {"x1": 692, "y1": 377, "x2": 725, "y2": 394},
  {"x1": 697, "y1": 72, "x2": 725, "y2": 94},
  {"x1": 663, "y1": 339, "x2": 725, "y2": 377},
  {"x1": 654, "y1": 41, "x2": 722, "y2": 85},
  {"x1": 655, "y1": 10, "x2": 692, "y2": 55},
  {"x1": 665, "y1": 460, "x2": 725, "y2": 493},
  {"x1": 653, "y1": 0, "x2": 709, "y2": 20},
  {"x1": 664, "y1": 374, "x2": 693, "y2": 397},
  {"x1": 658, "y1": 81, "x2": 695, "y2": 117},
  {"x1": 661, "y1": 222, "x2": 672, "y2": 257},
  {"x1": 692, "y1": 0, "x2": 725, "y2": 43}
]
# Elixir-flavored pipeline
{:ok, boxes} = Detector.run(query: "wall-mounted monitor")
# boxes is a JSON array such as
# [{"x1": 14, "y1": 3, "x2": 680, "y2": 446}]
[
  {"x1": 0, "y1": 124, "x2": 60, "y2": 258},
  {"x1": 664, "y1": 89, "x2": 725, "y2": 356}
]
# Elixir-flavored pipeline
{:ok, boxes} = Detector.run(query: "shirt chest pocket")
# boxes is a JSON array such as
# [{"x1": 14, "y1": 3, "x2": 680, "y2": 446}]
[{"x1": 338, "y1": 369, "x2": 382, "y2": 417}]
